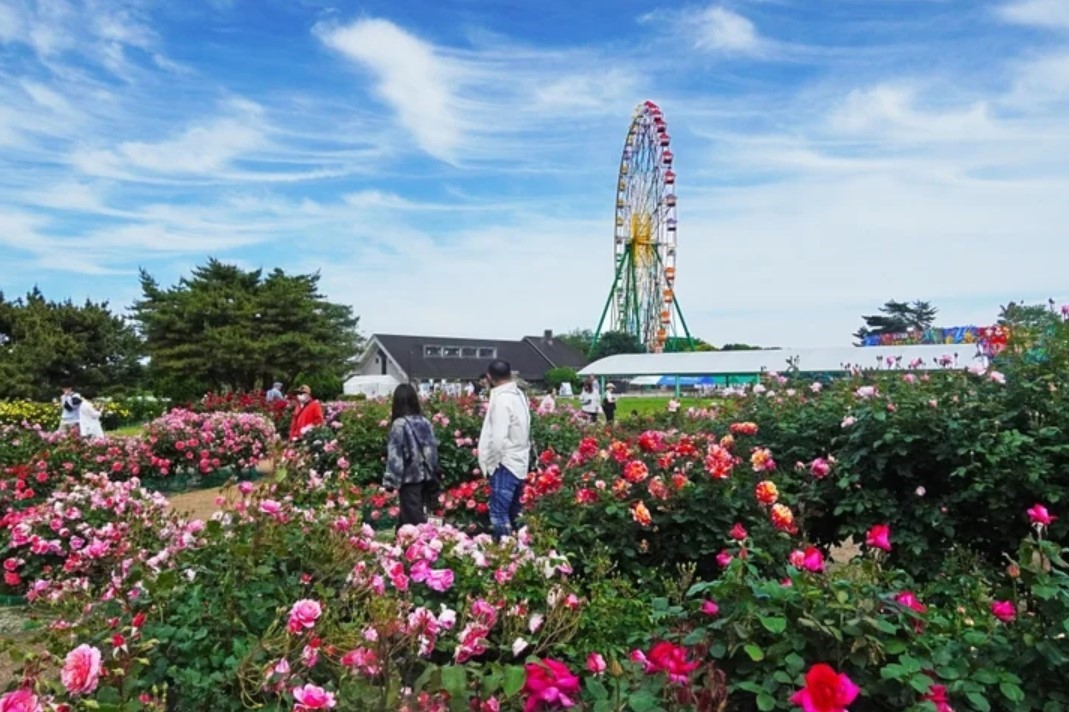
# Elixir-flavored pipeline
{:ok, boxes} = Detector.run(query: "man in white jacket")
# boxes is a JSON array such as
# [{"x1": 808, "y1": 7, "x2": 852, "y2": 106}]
[{"x1": 478, "y1": 360, "x2": 531, "y2": 540}]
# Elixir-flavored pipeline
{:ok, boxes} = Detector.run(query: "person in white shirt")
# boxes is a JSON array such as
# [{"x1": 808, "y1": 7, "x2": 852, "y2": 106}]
[
  {"x1": 538, "y1": 390, "x2": 556, "y2": 414},
  {"x1": 265, "y1": 382, "x2": 284, "y2": 402},
  {"x1": 58, "y1": 384, "x2": 83, "y2": 435},
  {"x1": 478, "y1": 360, "x2": 531, "y2": 540},
  {"x1": 579, "y1": 382, "x2": 599, "y2": 423},
  {"x1": 79, "y1": 399, "x2": 106, "y2": 439}
]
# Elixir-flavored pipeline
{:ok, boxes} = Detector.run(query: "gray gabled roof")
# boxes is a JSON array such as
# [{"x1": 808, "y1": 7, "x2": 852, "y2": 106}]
[{"x1": 366, "y1": 333, "x2": 586, "y2": 381}]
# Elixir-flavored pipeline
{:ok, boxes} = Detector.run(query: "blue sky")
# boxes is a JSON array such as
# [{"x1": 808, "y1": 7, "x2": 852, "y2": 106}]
[{"x1": 1, "y1": 0, "x2": 1067, "y2": 347}]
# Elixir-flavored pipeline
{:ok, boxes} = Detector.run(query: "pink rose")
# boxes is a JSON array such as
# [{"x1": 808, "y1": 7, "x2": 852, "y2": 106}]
[
  {"x1": 991, "y1": 600, "x2": 1016, "y2": 623},
  {"x1": 84, "y1": 539, "x2": 110, "y2": 559},
  {"x1": 700, "y1": 600, "x2": 720, "y2": 616},
  {"x1": 865, "y1": 524, "x2": 892, "y2": 552},
  {"x1": 425, "y1": 568, "x2": 455, "y2": 593},
  {"x1": 0, "y1": 689, "x2": 41, "y2": 712},
  {"x1": 0, "y1": 689, "x2": 42, "y2": 712},
  {"x1": 61, "y1": 644, "x2": 102, "y2": 695},
  {"x1": 523, "y1": 659, "x2": 580, "y2": 711},
  {"x1": 802, "y1": 547, "x2": 825, "y2": 573},
  {"x1": 810, "y1": 458, "x2": 832, "y2": 479},
  {"x1": 292, "y1": 683, "x2": 336, "y2": 710},
  {"x1": 586, "y1": 652, "x2": 607, "y2": 675},
  {"x1": 287, "y1": 599, "x2": 322, "y2": 634},
  {"x1": 238, "y1": 481, "x2": 255, "y2": 495},
  {"x1": 260, "y1": 500, "x2": 282, "y2": 517},
  {"x1": 1027, "y1": 504, "x2": 1055, "y2": 527}
]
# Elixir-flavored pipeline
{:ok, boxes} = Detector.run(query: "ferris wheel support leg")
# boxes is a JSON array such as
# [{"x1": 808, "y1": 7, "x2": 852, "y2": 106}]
[
  {"x1": 650, "y1": 247, "x2": 696, "y2": 351},
  {"x1": 672, "y1": 295, "x2": 696, "y2": 350},
  {"x1": 590, "y1": 251, "x2": 630, "y2": 358}
]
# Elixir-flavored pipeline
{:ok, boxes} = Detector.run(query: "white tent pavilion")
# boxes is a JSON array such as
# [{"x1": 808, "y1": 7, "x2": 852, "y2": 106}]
[
  {"x1": 583, "y1": 344, "x2": 987, "y2": 394},
  {"x1": 343, "y1": 374, "x2": 400, "y2": 399}
]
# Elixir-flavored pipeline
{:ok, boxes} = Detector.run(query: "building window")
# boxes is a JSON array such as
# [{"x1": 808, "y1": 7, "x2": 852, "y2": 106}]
[
  {"x1": 443, "y1": 346, "x2": 461, "y2": 358},
  {"x1": 461, "y1": 347, "x2": 477, "y2": 358},
  {"x1": 424, "y1": 346, "x2": 441, "y2": 357},
  {"x1": 477, "y1": 347, "x2": 497, "y2": 359}
]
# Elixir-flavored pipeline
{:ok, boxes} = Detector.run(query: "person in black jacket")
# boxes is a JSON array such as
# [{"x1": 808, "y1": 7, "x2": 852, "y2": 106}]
[{"x1": 384, "y1": 384, "x2": 441, "y2": 527}]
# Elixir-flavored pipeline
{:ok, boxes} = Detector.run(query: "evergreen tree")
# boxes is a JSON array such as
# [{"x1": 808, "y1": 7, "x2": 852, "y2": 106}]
[
  {"x1": 855, "y1": 300, "x2": 939, "y2": 341},
  {"x1": 133, "y1": 260, "x2": 361, "y2": 399},
  {"x1": 0, "y1": 288, "x2": 144, "y2": 400},
  {"x1": 590, "y1": 331, "x2": 645, "y2": 360}
]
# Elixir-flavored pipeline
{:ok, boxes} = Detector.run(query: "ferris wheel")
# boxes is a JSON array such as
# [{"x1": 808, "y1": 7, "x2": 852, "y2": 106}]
[{"x1": 592, "y1": 100, "x2": 693, "y2": 355}]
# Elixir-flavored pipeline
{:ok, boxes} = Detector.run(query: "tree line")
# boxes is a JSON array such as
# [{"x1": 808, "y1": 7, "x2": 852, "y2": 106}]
[{"x1": 0, "y1": 260, "x2": 361, "y2": 401}]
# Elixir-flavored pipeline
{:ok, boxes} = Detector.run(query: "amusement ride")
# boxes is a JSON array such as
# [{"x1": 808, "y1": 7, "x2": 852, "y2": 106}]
[{"x1": 591, "y1": 101, "x2": 694, "y2": 355}]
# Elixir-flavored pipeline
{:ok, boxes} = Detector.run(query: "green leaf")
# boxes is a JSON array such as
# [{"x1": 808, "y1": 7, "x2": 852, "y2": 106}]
[
  {"x1": 503, "y1": 665, "x2": 526, "y2": 698},
  {"x1": 585, "y1": 677, "x2": 609, "y2": 701},
  {"x1": 441, "y1": 666, "x2": 468, "y2": 702},
  {"x1": 759, "y1": 616, "x2": 788, "y2": 634},
  {"x1": 967, "y1": 692, "x2": 992, "y2": 712},
  {"x1": 1000, "y1": 682, "x2": 1025, "y2": 703},
  {"x1": 628, "y1": 690, "x2": 658, "y2": 712},
  {"x1": 744, "y1": 644, "x2": 765, "y2": 662},
  {"x1": 881, "y1": 664, "x2": 906, "y2": 680},
  {"x1": 757, "y1": 692, "x2": 777, "y2": 711}
]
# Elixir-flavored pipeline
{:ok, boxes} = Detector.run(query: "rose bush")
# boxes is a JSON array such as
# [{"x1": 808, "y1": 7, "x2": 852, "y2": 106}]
[
  {"x1": 0, "y1": 473, "x2": 720, "y2": 711},
  {"x1": 0, "y1": 410, "x2": 277, "y2": 511}
]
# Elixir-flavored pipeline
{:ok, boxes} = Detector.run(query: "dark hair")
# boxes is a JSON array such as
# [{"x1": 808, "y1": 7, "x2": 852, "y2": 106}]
[
  {"x1": 486, "y1": 359, "x2": 511, "y2": 384},
  {"x1": 391, "y1": 384, "x2": 422, "y2": 422}
]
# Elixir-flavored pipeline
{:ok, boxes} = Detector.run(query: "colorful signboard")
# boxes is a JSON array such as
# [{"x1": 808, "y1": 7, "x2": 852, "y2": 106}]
[{"x1": 860, "y1": 326, "x2": 1009, "y2": 357}]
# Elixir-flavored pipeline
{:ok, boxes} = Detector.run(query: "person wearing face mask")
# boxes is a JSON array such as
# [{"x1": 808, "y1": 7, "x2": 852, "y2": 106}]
[{"x1": 289, "y1": 385, "x2": 325, "y2": 440}]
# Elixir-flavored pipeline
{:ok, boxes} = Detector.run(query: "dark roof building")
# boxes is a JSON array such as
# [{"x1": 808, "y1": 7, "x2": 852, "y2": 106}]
[{"x1": 355, "y1": 330, "x2": 586, "y2": 384}]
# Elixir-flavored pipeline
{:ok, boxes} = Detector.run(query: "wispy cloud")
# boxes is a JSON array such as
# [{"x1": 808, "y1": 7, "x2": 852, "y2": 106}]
[
  {"x1": 693, "y1": 6, "x2": 763, "y2": 54},
  {"x1": 315, "y1": 19, "x2": 463, "y2": 162},
  {"x1": 829, "y1": 85, "x2": 996, "y2": 142},
  {"x1": 998, "y1": 0, "x2": 1069, "y2": 31},
  {"x1": 72, "y1": 100, "x2": 267, "y2": 178}
]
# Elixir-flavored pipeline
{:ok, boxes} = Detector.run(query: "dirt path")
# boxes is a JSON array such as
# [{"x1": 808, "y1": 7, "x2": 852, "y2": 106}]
[{"x1": 166, "y1": 486, "x2": 237, "y2": 521}]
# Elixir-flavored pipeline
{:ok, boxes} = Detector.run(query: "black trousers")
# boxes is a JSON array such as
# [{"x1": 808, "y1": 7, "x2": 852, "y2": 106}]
[{"x1": 398, "y1": 482, "x2": 428, "y2": 527}]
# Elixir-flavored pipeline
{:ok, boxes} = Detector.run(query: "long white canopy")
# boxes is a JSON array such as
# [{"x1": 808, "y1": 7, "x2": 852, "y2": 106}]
[{"x1": 580, "y1": 344, "x2": 986, "y2": 377}]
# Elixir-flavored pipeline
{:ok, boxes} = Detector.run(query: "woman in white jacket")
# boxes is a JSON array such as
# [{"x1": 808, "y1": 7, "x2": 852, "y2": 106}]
[
  {"x1": 579, "y1": 382, "x2": 599, "y2": 423},
  {"x1": 79, "y1": 399, "x2": 106, "y2": 439}
]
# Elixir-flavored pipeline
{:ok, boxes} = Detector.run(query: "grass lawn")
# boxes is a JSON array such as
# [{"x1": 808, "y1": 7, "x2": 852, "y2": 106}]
[
  {"x1": 559, "y1": 396, "x2": 708, "y2": 416},
  {"x1": 109, "y1": 424, "x2": 145, "y2": 437}
]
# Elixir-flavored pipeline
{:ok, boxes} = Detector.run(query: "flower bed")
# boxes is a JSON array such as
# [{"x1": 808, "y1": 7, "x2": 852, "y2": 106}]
[
  {"x1": 0, "y1": 398, "x2": 162, "y2": 431},
  {"x1": 3, "y1": 318, "x2": 1069, "y2": 709},
  {"x1": 0, "y1": 410, "x2": 277, "y2": 511}
]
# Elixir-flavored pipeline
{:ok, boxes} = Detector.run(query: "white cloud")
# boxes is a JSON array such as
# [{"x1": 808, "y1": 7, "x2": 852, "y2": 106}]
[
  {"x1": 316, "y1": 18, "x2": 463, "y2": 162},
  {"x1": 694, "y1": 6, "x2": 762, "y2": 54},
  {"x1": 829, "y1": 85, "x2": 995, "y2": 141},
  {"x1": 998, "y1": 0, "x2": 1069, "y2": 30},
  {"x1": 0, "y1": 4, "x2": 22, "y2": 42},
  {"x1": 19, "y1": 80, "x2": 72, "y2": 113},
  {"x1": 1005, "y1": 53, "x2": 1069, "y2": 106},
  {"x1": 72, "y1": 102, "x2": 266, "y2": 177}
]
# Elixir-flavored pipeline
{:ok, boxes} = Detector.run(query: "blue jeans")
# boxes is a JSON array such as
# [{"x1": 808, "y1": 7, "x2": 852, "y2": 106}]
[{"x1": 489, "y1": 466, "x2": 525, "y2": 540}]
